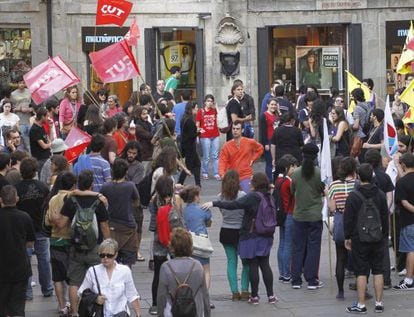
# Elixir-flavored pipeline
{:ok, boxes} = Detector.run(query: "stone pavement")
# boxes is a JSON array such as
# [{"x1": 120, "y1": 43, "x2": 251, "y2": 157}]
[{"x1": 26, "y1": 162, "x2": 414, "y2": 316}]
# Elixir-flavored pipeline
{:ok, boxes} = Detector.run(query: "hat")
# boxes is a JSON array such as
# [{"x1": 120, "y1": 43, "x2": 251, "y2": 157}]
[
  {"x1": 51, "y1": 138, "x2": 68, "y2": 153},
  {"x1": 302, "y1": 143, "x2": 319, "y2": 160}
]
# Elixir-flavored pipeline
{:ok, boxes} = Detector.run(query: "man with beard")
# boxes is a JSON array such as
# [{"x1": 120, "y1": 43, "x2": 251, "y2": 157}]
[{"x1": 121, "y1": 141, "x2": 145, "y2": 262}]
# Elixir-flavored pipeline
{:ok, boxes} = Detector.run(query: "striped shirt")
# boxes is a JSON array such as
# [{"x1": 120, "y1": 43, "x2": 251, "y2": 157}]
[
  {"x1": 89, "y1": 154, "x2": 111, "y2": 192},
  {"x1": 328, "y1": 179, "x2": 357, "y2": 212}
]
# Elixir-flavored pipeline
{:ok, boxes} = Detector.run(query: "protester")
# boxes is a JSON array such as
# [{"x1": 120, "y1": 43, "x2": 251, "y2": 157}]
[
  {"x1": 344, "y1": 163, "x2": 389, "y2": 313},
  {"x1": 59, "y1": 85, "x2": 81, "y2": 139}
]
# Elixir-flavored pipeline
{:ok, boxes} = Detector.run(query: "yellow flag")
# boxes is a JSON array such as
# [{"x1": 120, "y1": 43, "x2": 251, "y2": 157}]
[
  {"x1": 400, "y1": 78, "x2": 414, "y2": 107},
  {"x1": 396, "y1": 21, "x2": 414, "y2": 75},
  {"x1": 346, "y1": 70, "x2": 371, "y2": 113}
]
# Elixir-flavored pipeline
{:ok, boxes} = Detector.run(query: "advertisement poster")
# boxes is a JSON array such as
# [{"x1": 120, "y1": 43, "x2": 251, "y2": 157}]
[
  {"x1": 160, "y1": 41, "x2": 196, "y2": 87},
  {"x1": 296, "y1": 46, "x2": 343, "y2": 92}
]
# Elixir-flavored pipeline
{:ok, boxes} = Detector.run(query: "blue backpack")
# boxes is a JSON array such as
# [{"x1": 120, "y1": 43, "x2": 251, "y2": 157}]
[{"x1": 254, "y1": 192, "x2": 277, "y2": 235}]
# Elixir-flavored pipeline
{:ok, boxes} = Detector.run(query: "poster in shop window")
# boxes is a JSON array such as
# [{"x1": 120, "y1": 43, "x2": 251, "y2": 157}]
[{"x1": 296, "y1": 46, "x2": 343, "y2": 92}]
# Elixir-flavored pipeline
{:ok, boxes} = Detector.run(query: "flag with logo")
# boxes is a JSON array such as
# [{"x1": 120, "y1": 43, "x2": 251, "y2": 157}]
[
  {"x1": 64, "y1": 127, "x2": 92, "y2": 163},
  {"x1": 96, "y1": 0, "x2": 133, "y2": 26},
  {"x1": 345, "y1": 70, "x2": 371, "y2": 113},
  {"x1": 124, "y1": 16, "x2": 140, "y2": 46},
  {"x1": 320, "y1": 118, "x2": 332, "y2": 222},
  {"x1": 400, "y1": 78, "x2": 414, "y2": 107},
  {"x1": 23, "y1": 56, "x2": 80, "y2": 105},
  {"x1": 89, "y1": 39, "x2": 140, "y2": 83},
  {"x1": 396, "y1": 21, "x2": 414, "y2": 75},
  {"x1": 384, "y1": 95, "x2": 398, "y2": 157}
]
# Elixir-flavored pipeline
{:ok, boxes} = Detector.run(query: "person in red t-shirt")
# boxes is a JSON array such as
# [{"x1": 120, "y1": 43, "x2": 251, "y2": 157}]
[
  {"x1": 112, "y1": 113, "x2": 136, "y2": 156},
  {"x1": 196, "y1": 94, "x2": 220, "y2": 180},
  {"x1": 274, "y1": 154, "x2": 298, "y2": 283},
  {"x1": 259, "y1": 98, "x2": 279, "y2": 181}
]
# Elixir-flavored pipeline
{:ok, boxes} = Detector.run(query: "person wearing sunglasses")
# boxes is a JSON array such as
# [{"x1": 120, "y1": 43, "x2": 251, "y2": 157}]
[{"x1": 78, "y1": 238, "x2": 142, "y2": 317}]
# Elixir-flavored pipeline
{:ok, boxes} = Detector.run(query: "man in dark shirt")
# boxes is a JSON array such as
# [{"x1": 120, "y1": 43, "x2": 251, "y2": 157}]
[
  {"x1": 0, "y1": 185, "x2": 35, "y2": 317},
  {"x1": 361, "y1": 109, "x2": 384, "y2": 162},
  {"x1": 153, "y1": 79, "x2": 175, "y2": 104},
  {"x1": 56, "y1": 169, "x2": 110, "y2": 316},
  {"x1": 15, "y1": 157, "x2": 52, "y2": 300},
  {"x1": 364, "y1": 149, "x2": 394, "y2": 288},
  {"x1": 226, "y1": 83, "x2": 252, "y2": 141},
  {"x1": 394, "y1": 153, "x2": 414, "y2": 291},
  {"x1": 29, "y1": 106, "x2": 52, "y2": 173},
  {"x1": 0, "y1": 152, "x2": 10, "y2": 191},
  {"x1": 344, "y1": 163, "x2": 389, "y2": 314}
]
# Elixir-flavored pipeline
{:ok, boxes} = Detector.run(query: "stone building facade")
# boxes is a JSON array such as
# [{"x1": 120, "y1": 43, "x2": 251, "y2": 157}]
[{"x1": 0, "y1": 0, "x2": 413, "y2": 110}]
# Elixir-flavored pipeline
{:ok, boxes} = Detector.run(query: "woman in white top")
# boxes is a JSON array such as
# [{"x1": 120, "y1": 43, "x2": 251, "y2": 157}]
[
  {"x1": 78, "y1": 238, "x2": 142, "y2": 317},
  {"x1": 0, "y1": 99, "x2": 20, "y2": 134}
]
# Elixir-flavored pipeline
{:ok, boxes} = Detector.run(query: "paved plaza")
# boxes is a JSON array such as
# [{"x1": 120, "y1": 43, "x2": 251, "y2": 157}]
[{"x1": 26, "y1": 162, "x2": 414, "y2": 316}]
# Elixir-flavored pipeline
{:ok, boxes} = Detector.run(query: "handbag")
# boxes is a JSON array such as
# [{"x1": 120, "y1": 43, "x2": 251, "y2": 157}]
[
  {"x1": 78, "y1": 266, "x2": 104, "y2": 317},
  {"x1": 350, "y1": 135, "x2": 363, "y2": 158},
  {"x1": 190, "y1": 232, "x2": 214, "y2": 258},
  {"x1": 333, "y1": 211, "x2": 345, "y2": 242}
]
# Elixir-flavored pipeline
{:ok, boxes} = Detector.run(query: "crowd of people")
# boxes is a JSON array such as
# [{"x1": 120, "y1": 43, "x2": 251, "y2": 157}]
[{"x1": 0, "y1": 71, "x2": 414, "y2": 317}]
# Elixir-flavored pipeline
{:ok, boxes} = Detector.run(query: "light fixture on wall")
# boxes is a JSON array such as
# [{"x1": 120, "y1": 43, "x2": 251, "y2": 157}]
[{"x1": 198, "y1": 13, "x2": 212, "y2": 20}]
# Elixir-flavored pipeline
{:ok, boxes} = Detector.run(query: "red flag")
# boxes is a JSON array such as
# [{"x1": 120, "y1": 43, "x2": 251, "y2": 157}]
[
  {"x1": 408, "y1": 38, "x2": 414, "y2": 51},
  {"x1": 96, "y1": 0, "x2": 133, "y2": 26},
  {"x1": 23, "y1": 56, "x2": 80, "y2": 105},
  {"x1": 64, "y1": 127, "x2": 92, "y2": 163},
  {"x1": 124, "y1": 17, "x2": 140, "y2": 46},
  {"x1": 89, "y1": 40, "x2": 140, "y2": 83}
]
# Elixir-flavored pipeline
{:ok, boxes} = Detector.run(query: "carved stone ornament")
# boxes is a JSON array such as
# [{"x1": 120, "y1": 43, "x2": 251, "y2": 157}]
[{"x1": 215, "y1": 16, "x2": 245, "y2": 46}]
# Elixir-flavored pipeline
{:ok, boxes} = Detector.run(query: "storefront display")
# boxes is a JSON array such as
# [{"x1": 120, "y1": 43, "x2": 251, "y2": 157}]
[{"x1": 0, "y1": 27, "x2": 32, "y2": 83}]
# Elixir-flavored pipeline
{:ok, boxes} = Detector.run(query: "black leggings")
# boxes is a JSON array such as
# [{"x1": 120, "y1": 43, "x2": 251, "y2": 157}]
[
  {"x1": 335, "y1": 242, "x2": 348, "y2": 292},
  {"x1": 248, "y1": 256, "x2": 273, "y2": 298},
  {"x1": 151, "y1": 255, "x2": 168, "y2": 306}
]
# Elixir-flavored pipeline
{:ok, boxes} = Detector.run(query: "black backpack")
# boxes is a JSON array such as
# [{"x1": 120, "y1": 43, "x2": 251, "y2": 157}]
[
  {"x1": 167, "y1": 261, "x2": 197, "y2": 317},
  {"x1": 137, "y1": 169, "x2": 155, "y2": 207},
  {"x1": 353, "y1": 191, "x2": 383, "y2": 243},
  {"x1": 273, "y1": 177, "x2": 289, "y2": 227}
]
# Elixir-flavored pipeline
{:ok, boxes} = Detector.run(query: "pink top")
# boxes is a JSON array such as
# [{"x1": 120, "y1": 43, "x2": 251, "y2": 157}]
[
  {"x1": 106, "y1": 107, "x2": 122, "y2": 118},
  {"x1": 59, "y1": 98, "x2": 81, "y2": 124}
]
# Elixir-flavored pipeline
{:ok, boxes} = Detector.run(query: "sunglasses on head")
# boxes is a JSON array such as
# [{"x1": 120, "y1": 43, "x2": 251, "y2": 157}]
[{"x1": 99, "y1": 253, "x2": 115, "y2": 259}]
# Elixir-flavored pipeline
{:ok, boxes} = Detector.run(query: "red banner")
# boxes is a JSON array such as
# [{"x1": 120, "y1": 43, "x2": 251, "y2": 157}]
[
  {"x1": 124, "y1": 16, "x2": 140, "y2": 46},
  {"x1": 89, "y1": 40, "x2": 140, "y2": 83},
  {"x1": 64, "y1": 127, "x2": 92, "y2": 163},
  {"x1": 96, "y1": 0, "x2": 133, "y2": 26},
  {"x1": 23, "y1": 56, "x2": 80, "y2": 105}
]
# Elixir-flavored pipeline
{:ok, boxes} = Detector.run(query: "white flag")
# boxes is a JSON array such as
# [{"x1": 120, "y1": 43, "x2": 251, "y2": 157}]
[
  {"x1": 320, "y1": 118, "x2": 332, "y2": 221},
  {"x1": 383, "y1": 95, "x2": 398, "y2": 157}
]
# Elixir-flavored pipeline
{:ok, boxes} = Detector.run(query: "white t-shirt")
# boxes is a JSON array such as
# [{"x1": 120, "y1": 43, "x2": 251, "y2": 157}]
[{"x1": 0, "y1": 112, "x2": 20, "y2": 129}]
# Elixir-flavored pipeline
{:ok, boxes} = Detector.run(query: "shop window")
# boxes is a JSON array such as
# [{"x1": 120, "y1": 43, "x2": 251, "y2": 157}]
[
  {"x1": 158, "y1": 28, "x2": 197, "y2": 101},
  {"x1": 0, "y1": 27, "x2": 32, "y2": 84},
  {"x1": 271, "y1": 25, "x2": 347, "y2": 98}
]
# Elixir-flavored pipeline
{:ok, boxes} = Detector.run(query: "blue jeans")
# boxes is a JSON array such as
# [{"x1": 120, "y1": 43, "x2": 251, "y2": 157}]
[
  {"x1": 26, "y1": 234, "x2": 53, "y2": 298},
  {"x1": 200, "y1": 137, "x2": 219, "y2": 176},
  {"x1": 264, "y1": 148, "x2": 273, "y2": 182},
  {"x1": 240, "y1": 178, "x2": 251, "y2": 193},
  {"x1": 277, "y1": 214, "x2": 293, "y2": 278},
  {"x1": 222, "y1": 244, "x2": 250, "y2": 293},
  {"x1": 291, "y1": 219, "x2": 323, "y2": 286}
]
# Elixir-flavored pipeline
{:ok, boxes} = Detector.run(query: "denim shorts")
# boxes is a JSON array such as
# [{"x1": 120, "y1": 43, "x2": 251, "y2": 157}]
[{"x1": 399, "y1": 224, "x2": 414, "y2": 253}]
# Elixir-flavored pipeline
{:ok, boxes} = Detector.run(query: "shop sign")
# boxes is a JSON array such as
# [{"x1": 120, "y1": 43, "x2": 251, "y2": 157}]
[
  {"x1": 386, "y1": 21, "x2": 410, "y2": 46},
  {"x1": 81, "y1": 26, "x2": 129, "y2": 52},
  {"x1": 316, "y1": 0, "x2": 367, "y2": 10},
  {"x1": 322, "y1": 47, "x2": 340, "y2": 68}
]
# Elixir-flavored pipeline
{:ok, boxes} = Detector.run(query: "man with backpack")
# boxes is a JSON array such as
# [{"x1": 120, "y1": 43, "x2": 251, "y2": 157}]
[
  {"x1": 350, "y1": 88, "x2": 372, "y2": 158},
  {"x1": 344, "y1": 163, "x2": 389, "y2": 314},
  {"x1": 56, "y1": 169, "x2": 110, "y2": 317}
]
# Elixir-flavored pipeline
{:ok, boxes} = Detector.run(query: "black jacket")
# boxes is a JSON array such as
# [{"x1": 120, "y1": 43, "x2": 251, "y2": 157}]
[{"x1": 344, "y1": 183, "x2": 389, "y2": 241}]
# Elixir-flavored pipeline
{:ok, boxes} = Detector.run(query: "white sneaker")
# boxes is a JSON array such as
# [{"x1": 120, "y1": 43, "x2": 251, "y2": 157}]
[
  {"x1": 31, "y1": 281, "x2": 37, "y2": 287},
  {"x1": 398, "y1": 269, "x2": 407, "y2": 276}
]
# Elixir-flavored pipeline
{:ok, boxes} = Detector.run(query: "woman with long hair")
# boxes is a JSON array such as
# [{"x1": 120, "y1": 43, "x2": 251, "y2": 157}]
[
  {"x1": 178, "y1": 101, "x2": 201, "y2": 187},
  {"x1": 0, "y1": 99, "x2": 20, "y2": 135},
  {"x1": 49, "y1": 155, "x2": 70, "y2": 188},
  {"x1": 134, "y1": 106, "x2": 154, "y2": 170},
  {"x1": 59, "y1": 85, "x2": 81, "y2": 139},
  {"x1": 83, "y1": 104, "x2": 103, "y2": 135},
  {"x1": 290, "y1": 143, "x2": 325, "y2": 289},
  {"x1": 330, "y1": 106, "x2": 351, "y2": 157},
  {"x1": 300, "y1": 49, "x2": 321, "y2": 88},
  {"x1": 202, "y1": 172, "x2": 277, "y2": 305},
  {"x1": 196, "y1": 94, "x2": 220, "y2": 180},
  {"x1": 328, "y1": 157, "x2": 357, "y2": 299},
  {"x1": 259, "y1": 97, "x2": 279, "y2": 181},
  {"x1": 217, "y1": 170, "x2": 250, "y2": 301}
]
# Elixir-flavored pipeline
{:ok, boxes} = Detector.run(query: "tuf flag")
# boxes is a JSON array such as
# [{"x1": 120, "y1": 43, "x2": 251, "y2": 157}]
[
  {"x1": 24, "y1": 56, "x2": 80, "y2": 105},
  {"x1": 346, "y1": 70, "x2": 371, "y2": 113},
  {"x1": 124, "y1": 16, "x2": 140, "y2": 46},
  {"x1": 396, "y1": 21, "x2": 414, "y2": 75},
  {"x1": 383, "y1": 95, "x2": 398, "y2": 157},
  {"x1": 89, "y1": 40, "x2": 140, "y2": 83},
  {"x1": 64, "y1": 127, "x2": 92, "y2": 163},
  {"x1": 400, "y1": 78, "x2": 414, "y2": 107},
  {"x1": 96, "y1": 0, "x2": 133, "y2": 26}
]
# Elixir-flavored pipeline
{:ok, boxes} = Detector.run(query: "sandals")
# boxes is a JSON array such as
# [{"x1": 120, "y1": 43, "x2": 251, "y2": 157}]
[{"x1": 137, "y1": 253, "x2": 145, "y2": 262}]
